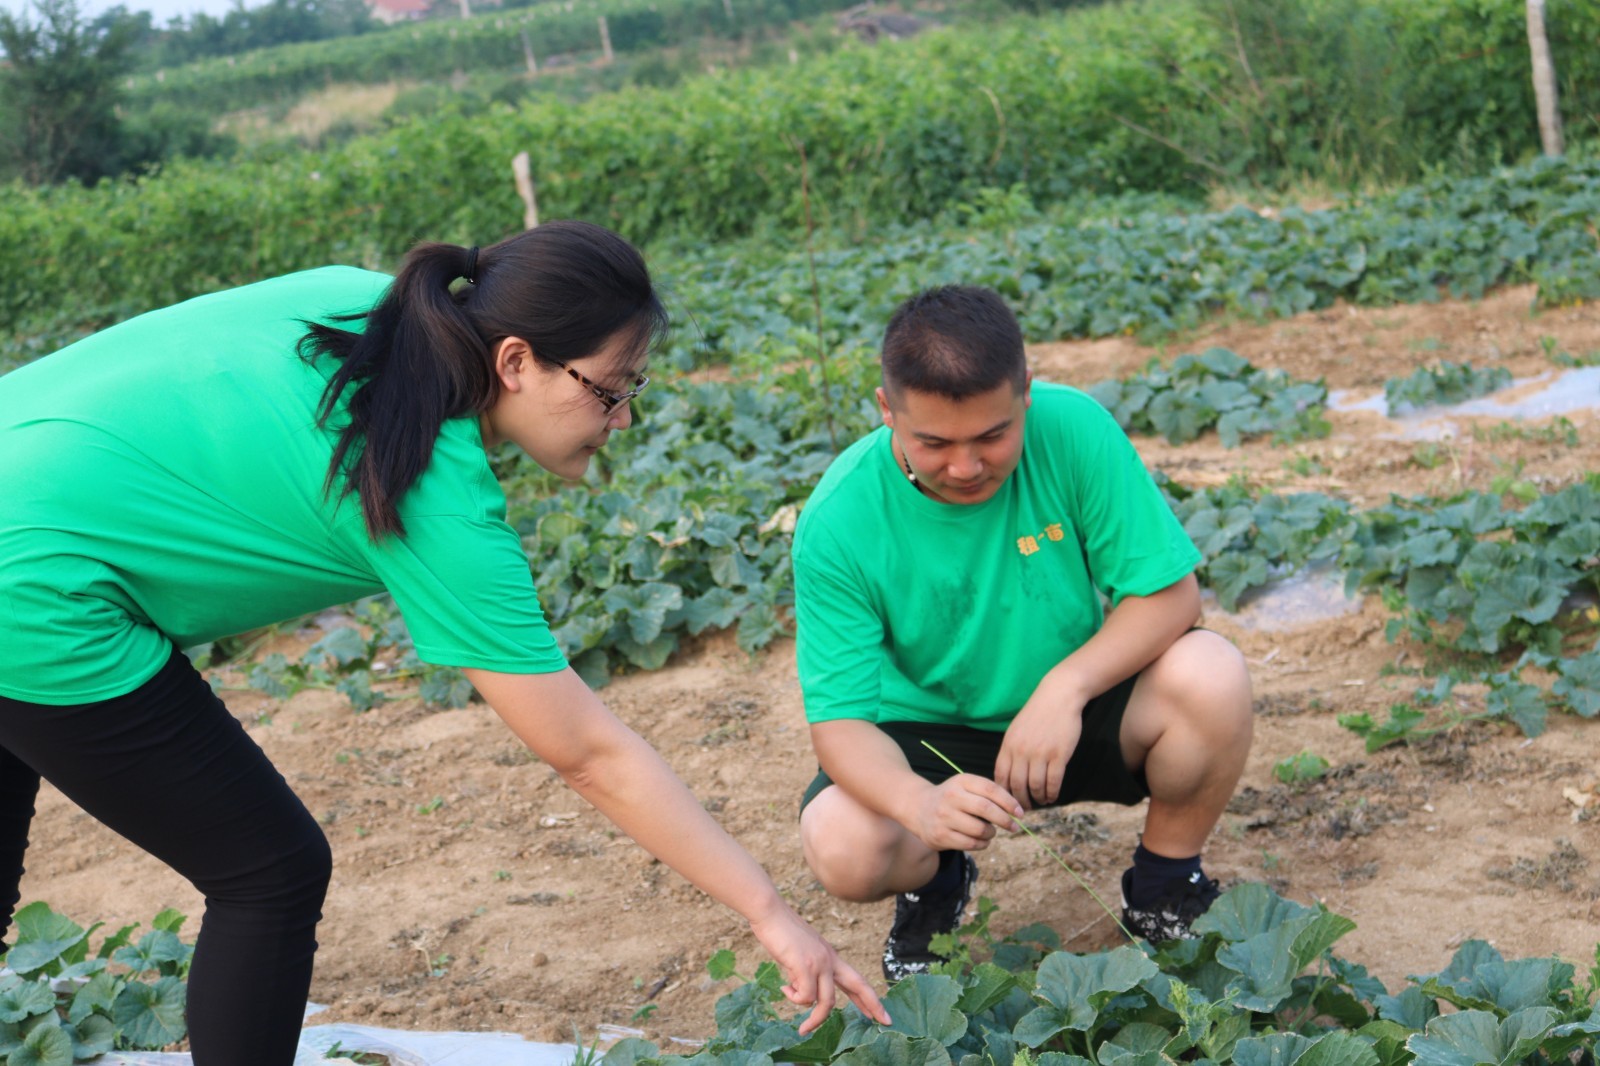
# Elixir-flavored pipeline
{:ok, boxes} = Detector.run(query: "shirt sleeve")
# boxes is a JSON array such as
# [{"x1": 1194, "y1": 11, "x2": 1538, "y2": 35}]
[
  {"x1": 1066, "y1": 400, "x2": 1201, "y2": 607},
  {"x1": 366, "y1": 514, "x2": 567, "y2": 674},
  {"x1": 793, "y1": 520, "x2": 886, "y2": 724}
]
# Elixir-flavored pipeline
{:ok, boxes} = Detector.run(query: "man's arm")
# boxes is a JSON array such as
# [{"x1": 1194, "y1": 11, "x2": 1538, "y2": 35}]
[
  {"x1": 465, "y1": 666, "x2": 889, "y2": 1033},
  {"x1": 812, "y1": 718, "x2": 1023, "y2": 851},
  {"x1": 994, "y1": 572, "x2": 1200, "y2": 808}
]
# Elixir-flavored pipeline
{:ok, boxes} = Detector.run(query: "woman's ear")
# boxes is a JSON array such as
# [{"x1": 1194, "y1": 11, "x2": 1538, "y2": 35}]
[{"x1": 493, "y1": 337, "x2": 535, "y2": 392}]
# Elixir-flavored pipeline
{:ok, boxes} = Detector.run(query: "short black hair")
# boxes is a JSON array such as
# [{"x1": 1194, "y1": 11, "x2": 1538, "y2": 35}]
[{"x1": 880, "y1": 286, "x2": 1026, "y2": 400}]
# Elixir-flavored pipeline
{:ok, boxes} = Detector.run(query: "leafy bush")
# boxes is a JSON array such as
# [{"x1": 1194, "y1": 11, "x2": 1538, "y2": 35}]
[
  {"x1": 6, "y1": 0, "x2": 1600, "y2": 337},
  {"x1": 0, "y1": 903, "x2": 192, "y2": 1056},
  {"x1": 1088, "y1": 349, "x2": 1328, "y2": 447},
  {"x1": 1383, "y1": 362, "x2": 1514, "y2": 414},
  {"x1": 1341, "y1": 481, "x2": 1600, "y2": 657},
  {"x1": 1157, "y1": 477, "x2": 1353, "y2": 612},
  {"x1": 604, "y1": 883, "x2": 1600, "y2": 1066},
  {"x1": 125, "y1": 0, "x2": 871, "y2": 114}
]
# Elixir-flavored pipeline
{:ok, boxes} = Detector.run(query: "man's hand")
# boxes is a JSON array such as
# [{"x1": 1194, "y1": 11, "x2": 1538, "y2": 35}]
[
  {"x1": 995, "y1": 671, "x2": 1089, "y2": 810},
  {"x1": 907, "y1": 773, "x2": 1023, "y2": 850}
]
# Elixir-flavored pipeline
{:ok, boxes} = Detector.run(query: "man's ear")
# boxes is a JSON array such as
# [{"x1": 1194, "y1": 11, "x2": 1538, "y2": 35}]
[
  {"x1": 493, "y1": 337, "x2": 535, "y2": 391},
  {"x1": 875, "y1": 385, "x2": 894, "y2": 427},
  {"x1": 1023, "y1": 369, "x2": 1034, "y2": 409}
]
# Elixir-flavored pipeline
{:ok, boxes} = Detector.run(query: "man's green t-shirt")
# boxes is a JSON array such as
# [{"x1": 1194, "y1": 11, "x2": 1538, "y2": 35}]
[
  {"x1": 0, "y1": 267, "x2": 566, "y2": 705},
  {"x1": 792, "y1": 382, "x2": 1200, "y2": 730}
]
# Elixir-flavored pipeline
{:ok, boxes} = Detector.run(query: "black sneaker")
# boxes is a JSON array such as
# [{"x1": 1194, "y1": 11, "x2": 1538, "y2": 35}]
[
  {"x1": 881, "y1": 853, "x2": 978, "y2": 983},
  {"x1": 1119, "y1": 866, "x2": 1220, "y2": 944}
]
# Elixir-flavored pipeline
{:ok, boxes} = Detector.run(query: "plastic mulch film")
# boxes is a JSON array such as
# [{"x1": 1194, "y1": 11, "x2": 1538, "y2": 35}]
[{"x1": 95, "y1": 1027, "x2": 578, "y2": 1065}]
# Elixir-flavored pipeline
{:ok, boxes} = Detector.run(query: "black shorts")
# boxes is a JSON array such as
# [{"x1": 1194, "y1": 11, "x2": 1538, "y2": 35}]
[{"x1": 799, "y1": 671, "x2": 1149, "y2": 814}]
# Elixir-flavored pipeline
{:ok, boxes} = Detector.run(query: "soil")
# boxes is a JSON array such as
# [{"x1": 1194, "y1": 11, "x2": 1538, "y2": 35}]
[{"x1": 16, "y1": 285, "x2": 1600, "y2": 1049}]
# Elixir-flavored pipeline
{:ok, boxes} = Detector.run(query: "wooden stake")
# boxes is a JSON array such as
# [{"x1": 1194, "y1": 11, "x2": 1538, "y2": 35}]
[
  {"x1": 1526, "y1": 0, "x2": 1564, "y2": 156},
  {"x1": 521, "y1": 28, "x2": 539, "y2": 74},
  {"x1": 512, "y1": 152, "x2": 540, "y2": 230},
  {"x1": 597, "y1": 15, "x2": 614, "y2": 64}
]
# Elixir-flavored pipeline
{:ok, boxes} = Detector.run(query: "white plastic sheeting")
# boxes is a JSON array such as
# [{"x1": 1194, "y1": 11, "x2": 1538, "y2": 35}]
[{"x1": 95, "y1": 1027, "x2": 578, "y2": 1066}]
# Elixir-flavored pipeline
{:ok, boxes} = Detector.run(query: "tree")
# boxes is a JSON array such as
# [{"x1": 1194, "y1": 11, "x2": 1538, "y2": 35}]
[{"x1": 0, "y1": 0, "x2": 140, "y2": 185}]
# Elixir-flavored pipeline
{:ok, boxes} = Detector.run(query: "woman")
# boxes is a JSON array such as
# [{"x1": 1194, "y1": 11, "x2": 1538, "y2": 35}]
[{"x1": 0, "y1": 220, "x2": 888, "y2": 1063}]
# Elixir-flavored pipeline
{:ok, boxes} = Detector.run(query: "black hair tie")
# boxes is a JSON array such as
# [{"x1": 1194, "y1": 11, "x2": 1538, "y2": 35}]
[{"x1": 463, "y1": 246, "x2": 480, "y2": 285}]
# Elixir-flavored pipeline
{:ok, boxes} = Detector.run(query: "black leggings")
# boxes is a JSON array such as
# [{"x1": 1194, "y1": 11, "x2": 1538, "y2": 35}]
[{"x1": 0, "y1": 648, "x2": 331, "y2": 1065}]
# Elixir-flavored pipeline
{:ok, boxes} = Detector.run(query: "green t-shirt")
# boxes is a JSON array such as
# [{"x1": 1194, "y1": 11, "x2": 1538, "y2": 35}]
[
  {"x1": 792, "y1": 382, "x2": 1200, "y2": 730},
  {"x1": 0, "y1": 267, "x2": 565, "y2": 705}
]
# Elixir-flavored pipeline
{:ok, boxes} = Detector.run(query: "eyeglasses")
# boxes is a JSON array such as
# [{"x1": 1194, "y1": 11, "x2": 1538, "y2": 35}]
[{"x1": 558, "y1": 362, "x2": 650, "y2": 415}]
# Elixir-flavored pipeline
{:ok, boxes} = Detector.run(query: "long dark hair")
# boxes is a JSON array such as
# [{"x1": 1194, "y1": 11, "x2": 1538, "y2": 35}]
[{"x1": 300, "y1": 220, "x2": 668, "y2": 540}]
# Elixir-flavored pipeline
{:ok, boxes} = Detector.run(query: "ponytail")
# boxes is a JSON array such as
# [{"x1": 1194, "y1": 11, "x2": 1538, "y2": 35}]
[{"x1": 301, "y1": 220, "x2": 667, "y2": 540}]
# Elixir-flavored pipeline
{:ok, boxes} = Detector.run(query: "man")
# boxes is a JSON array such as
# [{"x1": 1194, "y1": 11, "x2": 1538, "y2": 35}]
[{"x1": 792, "y1": 286, "x2": 1253, "y2": 982}]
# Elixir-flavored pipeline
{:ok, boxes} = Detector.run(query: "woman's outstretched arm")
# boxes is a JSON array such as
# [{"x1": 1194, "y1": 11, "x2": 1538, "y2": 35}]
[{"x1": 464, "y1": 666, "x2": 891, "y2": 1034}]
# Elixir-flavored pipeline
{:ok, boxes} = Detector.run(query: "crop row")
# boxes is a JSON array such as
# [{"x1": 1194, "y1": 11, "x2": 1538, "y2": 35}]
[
  {"x1": 607, "y1": 884, "x2": 1600, "y2": 1066},
  {"x1": 659, "y1": 156, "x2": 1600, "y2": 365},
  {"x1": 124, "y1": 0, "x2": 868, "y2": 113},
  {"x1": 6, "y1": 0, "x2": 1598, "y2": 338},
  {"x1": 8, "y1": 153, "x2": 1600, "y2": 368}
]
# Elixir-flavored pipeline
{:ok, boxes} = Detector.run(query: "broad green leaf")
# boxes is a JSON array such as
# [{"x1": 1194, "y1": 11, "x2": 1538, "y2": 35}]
[
  {"x1": 1100, "y1": 1022, "x2": 1174, "y2": 1066},
  {"x1": 1425, "y1": 958, "x2": 1575, "y2": 1015},
  {"x1": 1296, "y1": 1032, "x2": 1381, "y2": 1066},
  {"x1": 112, "y1": 976, "x2": 187, "y2": 1049},
  {"x1": 760, "y1": 1011, "x2": 843, "y2": 1062},
  {"x1": 715, "y1": 980, "x2": 782, "y2": 1047},
  {"x1": 618, "y1": 631, "x2": 680, "y2": 670},
  {"x1": 1411, "y1": 941, "x2": 1503, "y2": 992},
  {"x1": 1405, "y1": 1007, "x2": 1559, "y2": 1066},
  {"x1": 882, "y1": 975, "x2": 966, "y2": 1045},
  {"x1": 685, "y1": 589, "x2": 742, "y2": 635},
  {"x1": 1201, "y1": 1010, "x2": 1253, "y2": 1061},
  {"x1": 67, "y1": 972, "x2": 119, "y2": 1025},
  {"x1": 1035, "y1": 1055, "x2": 1094, "y2": 1066},
  {"x1": 973, "y1": 1028, "x2": 1016, "y2": 1066},
  {"x1": 1552, "y1": 1008, "x2": 1600, "y2": 1037},
  {"x1": 707, "y1": 950, "x2": 738, "y2": 981},
  {"x1": 1215, "y1": 915, "x2": 1318, "y2": 1011},
  {"x1": 1311, "y1": 985, "x2": 1374, "y2": 1029},
  {"x1": 1289, "y1": 911, "x2": 1359, "y2": 970},
  {"x1": 1375, "y1": 986, "x2": 1439, "y2": 1029},
  {"x1": 536, "y1": 512, "x2": 587, "y2": 542},
  {"x1": 603, "y1": 1037, "x2": 663, "y2": 1066},
  {"x1": 955, "y1": 964, "x2": 1014, "y2": 1017},
  {"x1": 1330, "y1": 957, "x2": 1388, "y2": 1003},
  {"x1": 0, "y1": 979, "x2": 56, "y2": 1024},
  {"x1": 111, "y1": 930, "x2": 187, "y2": 975},
  {"x1": 1234, "y1": 1032, "x2": 1318, "y2": 1066},
  {"x1": 1484, "y1": 680, "x2": 1547, "y2": 738},
  {"x1": 6, "y1": 904, "x2": 88, "y2": 977},
  {"x1": 0, "y1": 1018, "x2": 20, "y2": 1056},
  {"x1": 686, "y1": 1051, "x2": 774, "y2": 1066},
  {"x1": 1356, "y1": 1020, "x2": 1417, "y2": 1066},
  {"x1": 1206, "y1": 553, "x2": 1270, "y2": 612},
  {"x1": 1015, "y1": 948, "x2": 1157, "y2": 1045},
  {"x1": 1191, "y1": 883, "x2": 1312, "y2": 941},
  {"x1": 834, "y1": 1032, "x2": 951, "y2": 1066},
  {"x1": 8, "y1": 1019, "x2": 73, "y2": 1066},
  {"x1": 307, "y1": 626, "x2": 369, "y2": 666},
  {"x1": 70, "y1": 1013, "x2": 116, "y2": 1059},
  {"x1": 1552, "y1": 651, "x2": 1600, "y2": 719},
  {"x1": 54, "y1": 957, "x2": 106, "y2": 983},
  {"x1": 93, "y1": 923, "x2": 139, "y2": 961}
]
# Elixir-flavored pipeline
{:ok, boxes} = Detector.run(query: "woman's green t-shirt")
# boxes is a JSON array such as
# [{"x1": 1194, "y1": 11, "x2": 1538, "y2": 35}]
[{"x1": 0, "y1": 267, "x2": 566, "y2": 705}]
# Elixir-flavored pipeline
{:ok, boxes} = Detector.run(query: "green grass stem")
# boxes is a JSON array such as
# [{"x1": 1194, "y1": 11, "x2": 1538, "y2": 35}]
[{"x1": 920, "y1": 740, "x2": 1137, "y2": 943}]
